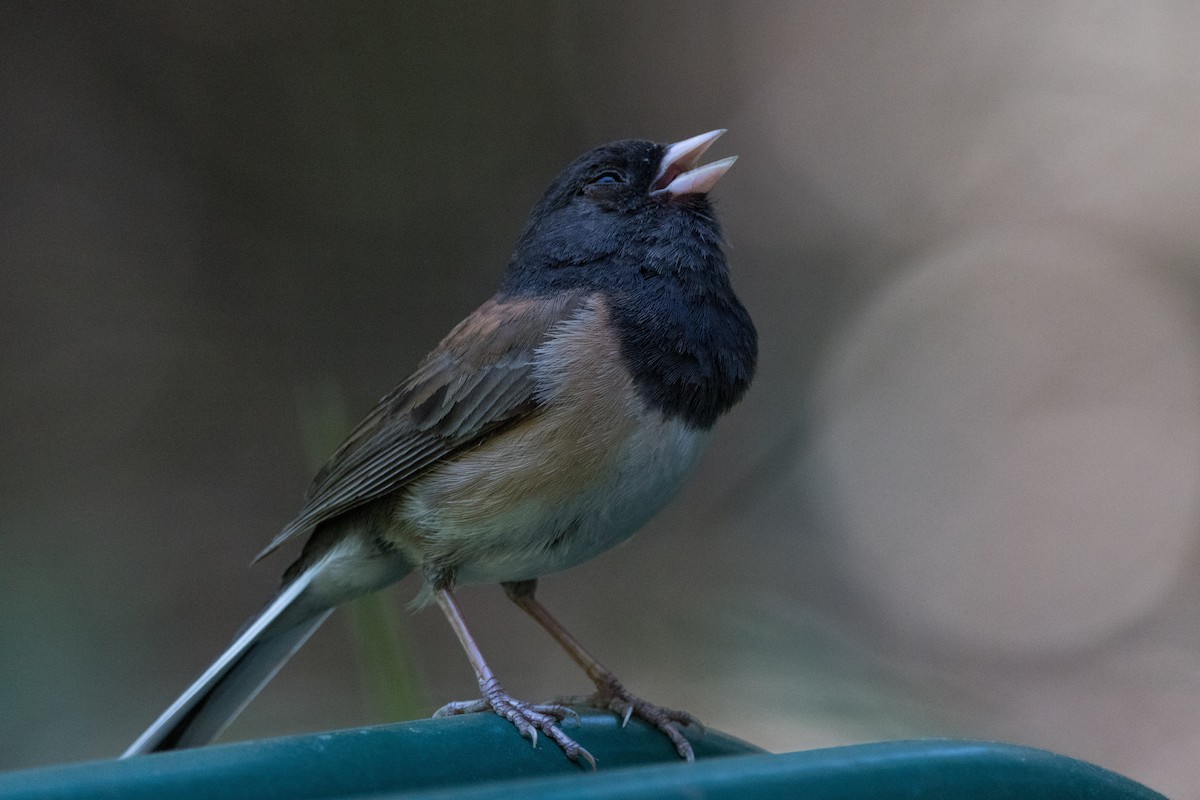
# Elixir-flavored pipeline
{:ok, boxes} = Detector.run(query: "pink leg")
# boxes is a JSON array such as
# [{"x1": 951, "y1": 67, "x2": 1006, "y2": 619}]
[
  {"x1": 504, "y1": 581, "x2": 701, "y2": 762},
  {"x1": 433, "y1": 586, "x2": 595, "y2": 767}
]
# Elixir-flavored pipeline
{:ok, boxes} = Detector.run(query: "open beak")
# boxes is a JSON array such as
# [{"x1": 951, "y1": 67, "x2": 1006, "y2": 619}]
[{"x1": 650, "y1": 129, "x2": 737, "y2": 199}]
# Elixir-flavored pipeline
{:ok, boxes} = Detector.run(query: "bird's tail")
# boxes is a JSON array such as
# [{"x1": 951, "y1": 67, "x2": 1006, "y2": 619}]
[
  {"x1": 122, "y1": 532, "x2": 413, "y2": 757},
  {"x1": 122, "y1": 561, "x2": 335, "y2": 757}
]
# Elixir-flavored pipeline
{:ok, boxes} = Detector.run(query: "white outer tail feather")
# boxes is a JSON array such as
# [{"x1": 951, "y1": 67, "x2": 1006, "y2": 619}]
[{"x1": 122, "y1": 560, "x2": 332, "y2": 757}]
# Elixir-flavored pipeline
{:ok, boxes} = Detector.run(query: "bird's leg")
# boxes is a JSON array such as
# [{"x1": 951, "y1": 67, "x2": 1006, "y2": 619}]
[
  {"x1": 431, "y1": 584, "x2": 595, "y2": 767},
  {"x1": 503, "y1": 580, "x2": 701, "y2": 762}
]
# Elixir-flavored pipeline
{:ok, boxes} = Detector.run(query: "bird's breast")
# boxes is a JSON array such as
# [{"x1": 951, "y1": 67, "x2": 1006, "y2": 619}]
[{"x1": 392, "y1": 294, "x2": 710, "y2": 583}]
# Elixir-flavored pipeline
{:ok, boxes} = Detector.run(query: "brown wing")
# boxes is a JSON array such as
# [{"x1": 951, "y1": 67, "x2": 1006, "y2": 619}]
[{"x1": 255, "y1": 291, "x2": 588, "y2": 561}]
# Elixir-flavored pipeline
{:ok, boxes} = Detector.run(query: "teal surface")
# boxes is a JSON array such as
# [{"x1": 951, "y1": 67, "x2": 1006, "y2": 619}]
[{"x1": 0, "y1": 711, "x2": 1165, "y2": 799}]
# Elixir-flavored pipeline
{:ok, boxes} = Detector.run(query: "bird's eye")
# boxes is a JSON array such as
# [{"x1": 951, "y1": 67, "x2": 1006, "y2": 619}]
[
  {"x1": 579, "y1": 169, "x2": 628, "y2": 198},
  {"x1": 590, "y1": 170, "x2": 625, "y2": 186}
]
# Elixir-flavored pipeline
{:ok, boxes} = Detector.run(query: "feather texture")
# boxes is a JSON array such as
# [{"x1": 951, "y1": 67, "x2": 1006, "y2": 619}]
[{"x1": 256, "y1": 292, "x2": 587, "y2": 561}]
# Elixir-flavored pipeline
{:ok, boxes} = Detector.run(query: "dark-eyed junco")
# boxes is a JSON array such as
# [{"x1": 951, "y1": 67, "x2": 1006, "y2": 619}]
[{"x1": 123, "y1": 130, "x2": 756, "y2": 766}]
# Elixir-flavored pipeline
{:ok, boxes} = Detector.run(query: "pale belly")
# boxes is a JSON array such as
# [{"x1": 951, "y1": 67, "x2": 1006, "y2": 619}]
[{"x1": 397, "y1": 414, "x2": 709, "y2": 584}]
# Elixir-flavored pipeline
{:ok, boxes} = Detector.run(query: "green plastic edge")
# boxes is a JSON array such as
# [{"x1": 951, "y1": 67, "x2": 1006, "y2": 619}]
[
  {"x1": 0, "y1": 711, "x2": 1165, "y2": 800},
  {"x1": 391, "y1": 740, "x2": 1169, "y2": 800}
]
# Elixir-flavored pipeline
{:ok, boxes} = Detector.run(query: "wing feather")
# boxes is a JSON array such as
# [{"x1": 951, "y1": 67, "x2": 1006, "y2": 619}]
[{"x1": 255, "y1": 292, "x2": 586, "y2": 561}]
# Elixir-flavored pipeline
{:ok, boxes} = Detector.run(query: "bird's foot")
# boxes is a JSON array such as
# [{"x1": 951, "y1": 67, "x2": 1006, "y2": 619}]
[
  {"x1": 562, "y1": 674, "x2": 702, "y2": 762},
  {"x1": 434, "y1": 679, "x2": 595, "y2": 768}
]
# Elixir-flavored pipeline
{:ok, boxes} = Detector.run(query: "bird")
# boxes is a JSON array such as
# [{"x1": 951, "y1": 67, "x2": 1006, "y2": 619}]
[{"x1": 122, "y1": 129, "x2": 757, "y2": 766}]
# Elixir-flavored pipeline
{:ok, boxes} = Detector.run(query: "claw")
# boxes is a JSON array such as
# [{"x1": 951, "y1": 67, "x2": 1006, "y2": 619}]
[
  {"x1": 435, "y1": 692, "x2": 594, "y2": 767},
  {"x1": 574, "y1": 679, "x2": 701, "y2": 761},
  {"x1": 433, "y1": 698, "x2": 489, "y2": 718},
  {"x1": 554, "y1": 705, "x2": 582, "y2": 725}
]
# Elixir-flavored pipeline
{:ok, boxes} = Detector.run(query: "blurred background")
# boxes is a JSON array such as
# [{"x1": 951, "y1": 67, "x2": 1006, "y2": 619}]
[{"x1": 3, "y1": 2, "x2": 1200, "y2": 796}]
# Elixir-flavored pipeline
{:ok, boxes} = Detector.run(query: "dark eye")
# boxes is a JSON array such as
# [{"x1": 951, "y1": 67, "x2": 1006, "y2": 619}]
[{"x1": 590, "y1": 170, "x2": 625, "y2": 186}]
